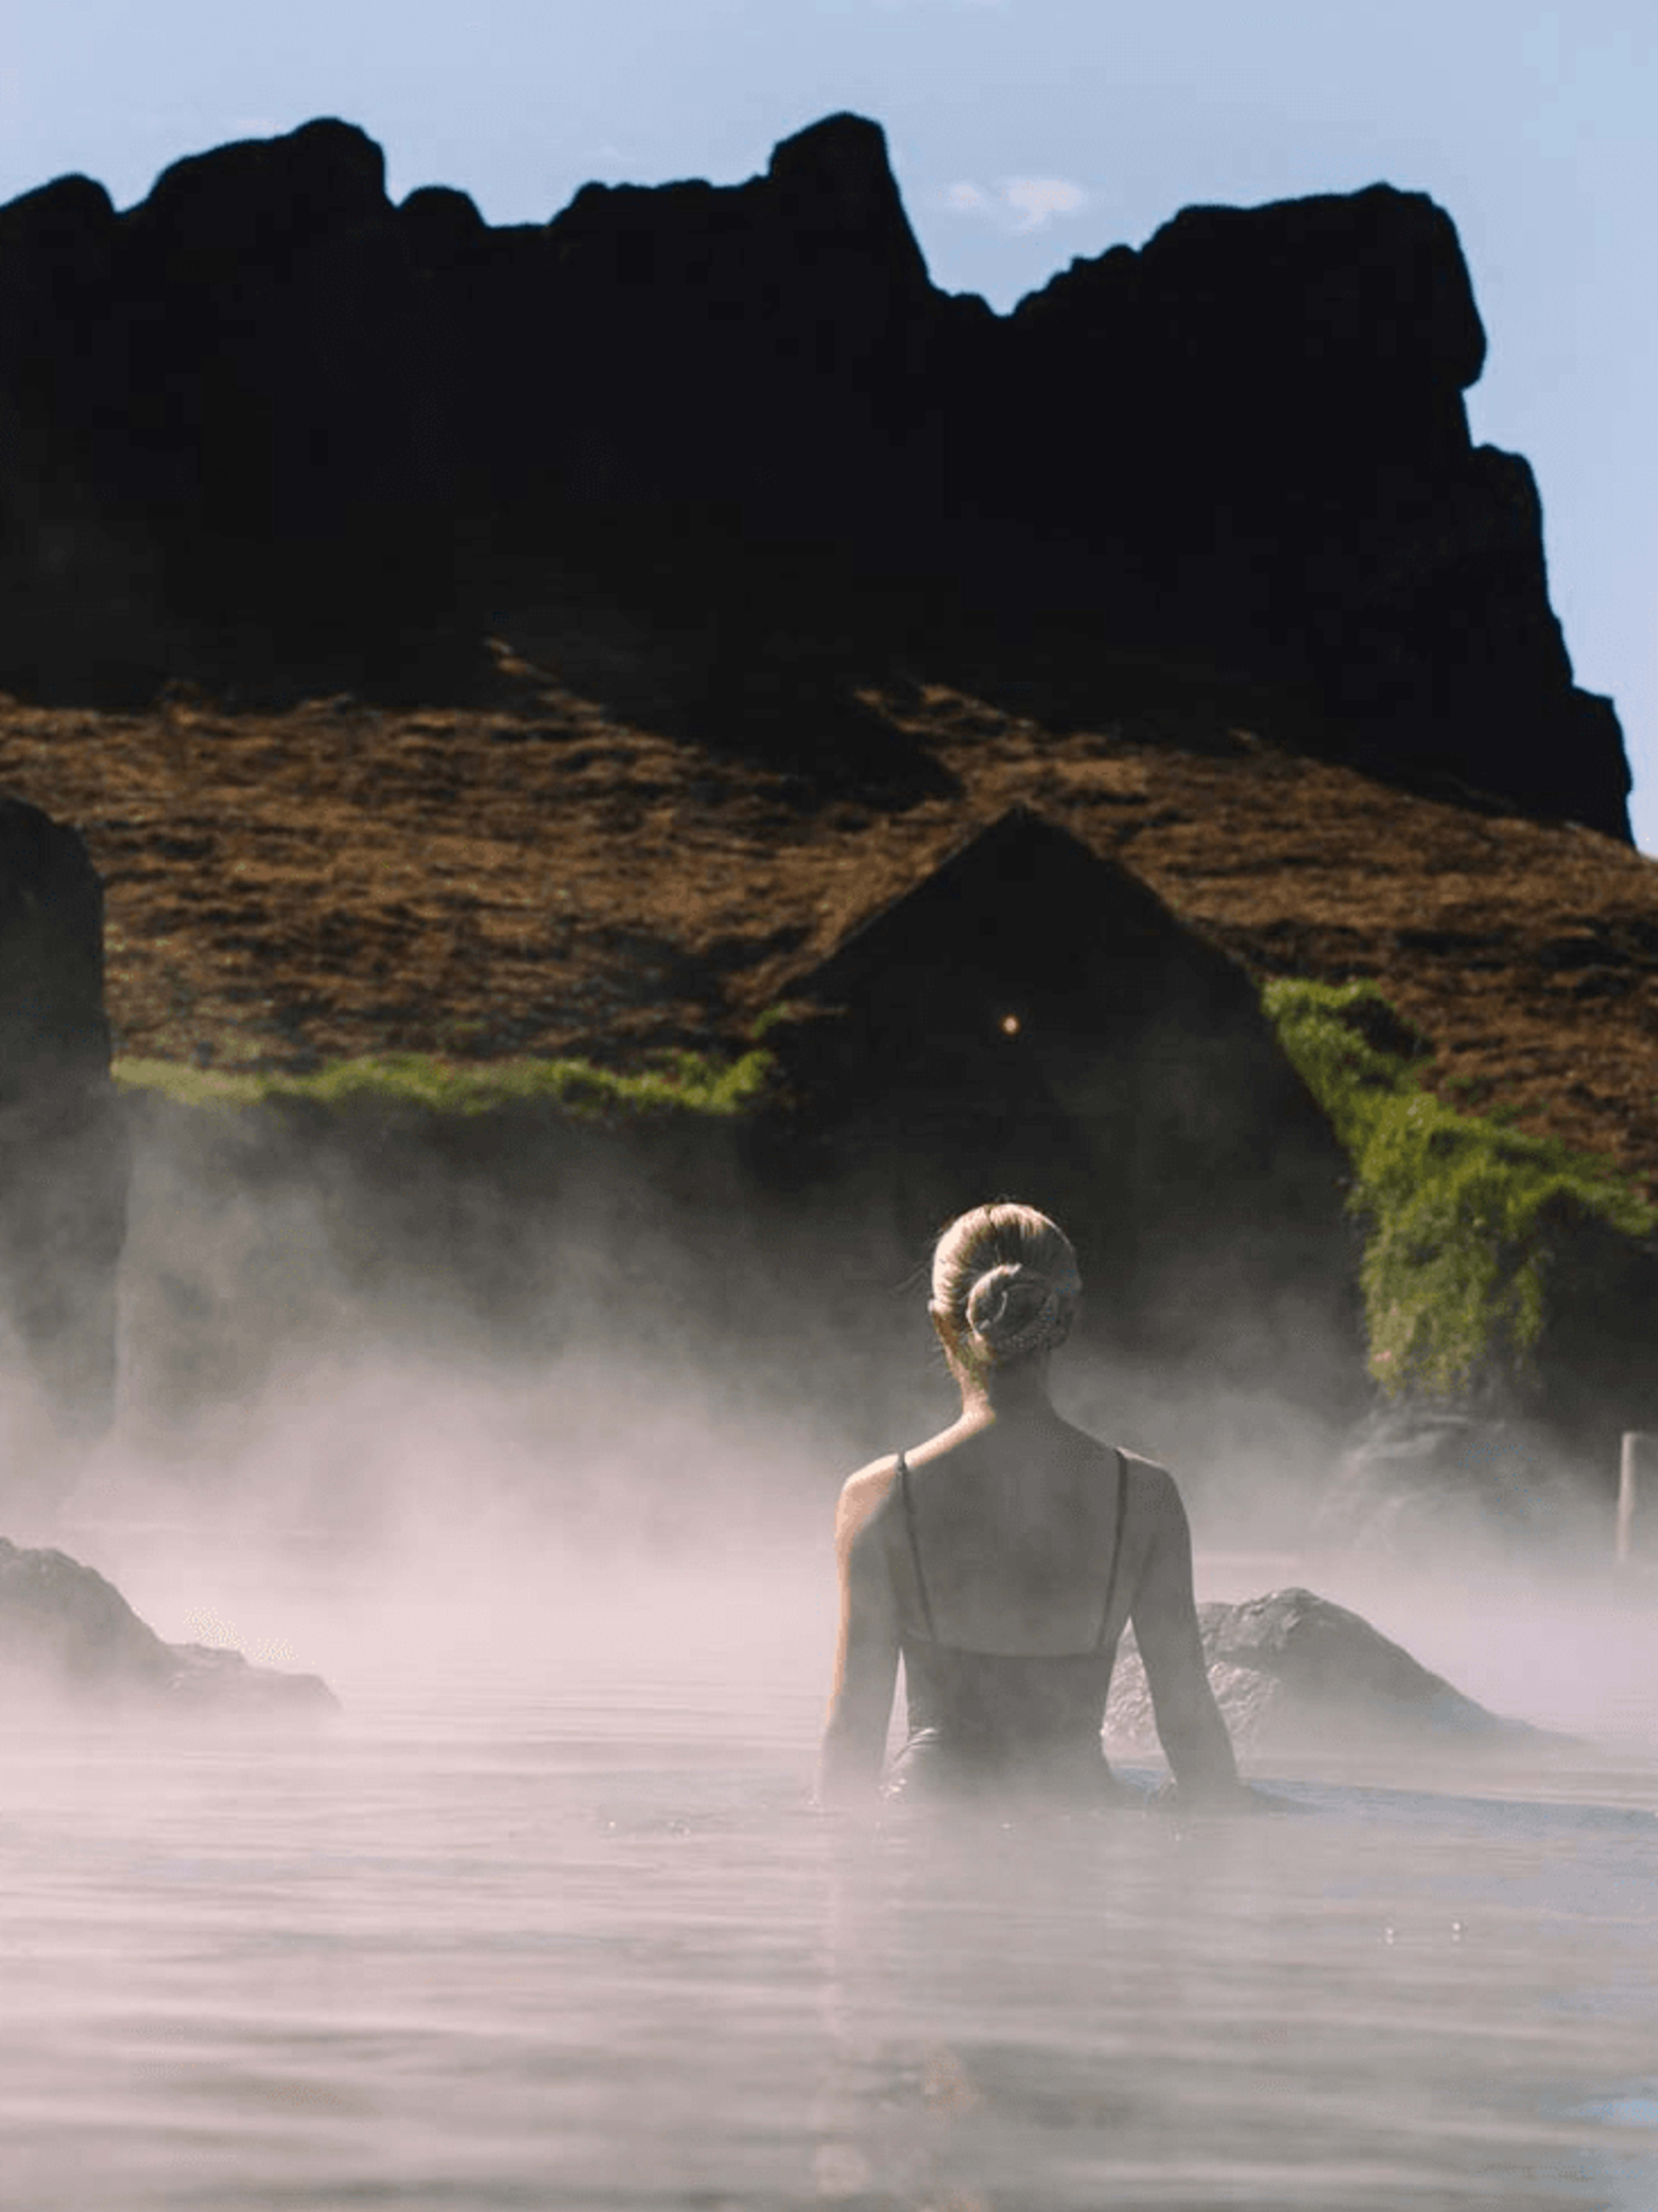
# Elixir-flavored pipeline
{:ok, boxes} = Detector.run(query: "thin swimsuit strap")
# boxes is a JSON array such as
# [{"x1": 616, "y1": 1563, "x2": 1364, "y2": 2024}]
[
  {"x1": 896, "y1": 1445, "x2": 1129, "y2": 1651},
  {"x1": 896, "y1": 1451, "x2": 937, "y2": 1642},
  {"x1": 1093, "y1": 1446, "x2": 1130, "y2": 1651}
]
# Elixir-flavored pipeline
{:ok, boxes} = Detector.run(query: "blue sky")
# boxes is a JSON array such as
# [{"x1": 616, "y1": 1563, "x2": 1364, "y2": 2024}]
[{"x1": 5, "y1": 0, "x2": 1655, "y2": 845}]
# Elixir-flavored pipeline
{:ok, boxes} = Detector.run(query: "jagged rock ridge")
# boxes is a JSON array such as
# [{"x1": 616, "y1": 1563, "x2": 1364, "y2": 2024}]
[{"x1": 0, "y1": 112, "x2": 1630, "y2": 836}]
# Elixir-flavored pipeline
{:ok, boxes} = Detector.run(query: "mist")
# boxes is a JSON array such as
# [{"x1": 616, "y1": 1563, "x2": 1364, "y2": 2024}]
[
  {"x1": 0, "y1": 1110, "x2": 1653, "y2": 2210},
  {"x1": 1, "y1": 1094, "x2": 1642, "y2": 1779}
]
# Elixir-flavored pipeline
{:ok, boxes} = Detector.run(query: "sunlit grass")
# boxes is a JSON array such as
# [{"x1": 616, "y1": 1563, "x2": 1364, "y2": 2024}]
[
  {"x1": 114, "y1": 1046, "x2": 777, "y2": 1122},
  {"x1": 1263, "y1": 977, "x2": 1656, "y2": 1398}
]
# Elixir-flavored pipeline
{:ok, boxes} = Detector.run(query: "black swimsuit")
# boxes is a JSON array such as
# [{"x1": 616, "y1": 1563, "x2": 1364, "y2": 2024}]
[{"x1": 885, "y1": 1447, "x2": 1133, "y2": 1800}]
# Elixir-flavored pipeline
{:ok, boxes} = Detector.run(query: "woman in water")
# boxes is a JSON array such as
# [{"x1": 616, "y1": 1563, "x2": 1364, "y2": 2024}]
[{"x1": 820, "y1": 1201, "x2": 1242, "y2": 1808}]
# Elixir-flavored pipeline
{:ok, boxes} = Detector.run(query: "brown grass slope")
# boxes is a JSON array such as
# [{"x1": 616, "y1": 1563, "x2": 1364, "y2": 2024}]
[{"x1": 2, "y1": 633, "x2": 1657, "y2": 1199}]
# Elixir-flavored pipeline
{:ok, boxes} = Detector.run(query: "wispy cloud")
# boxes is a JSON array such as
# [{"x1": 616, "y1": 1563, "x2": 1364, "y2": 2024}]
[
  {"x1": 1002, "y1": 177, "x2": 1088, "y2": 231},
  {"x1": 935, "y1": 174, "x2": 1088, "y2": 234}
]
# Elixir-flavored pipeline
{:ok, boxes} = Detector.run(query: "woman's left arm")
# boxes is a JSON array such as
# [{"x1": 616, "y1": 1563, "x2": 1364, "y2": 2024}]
[
  {"x1": 818, "y1": 1461, "x2": 902, "y2": 1810},
  {"x1": 1130, "y1": 1467, "x2": 1240, "y2": 1798}
]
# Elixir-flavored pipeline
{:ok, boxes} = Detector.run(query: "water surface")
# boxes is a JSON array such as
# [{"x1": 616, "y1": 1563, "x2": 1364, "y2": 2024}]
[{"x1": 3, "y1": 1543, "x2": 1656, "y2": 2210}]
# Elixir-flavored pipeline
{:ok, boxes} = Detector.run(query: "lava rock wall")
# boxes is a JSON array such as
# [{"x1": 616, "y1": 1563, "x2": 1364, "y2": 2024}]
[
  {"x1": 0, "y1": 799, "x2": 129, "y2": 1437},
  {"x1": 753, "y1": 810, "x2": 1370, "y2": 1427}
]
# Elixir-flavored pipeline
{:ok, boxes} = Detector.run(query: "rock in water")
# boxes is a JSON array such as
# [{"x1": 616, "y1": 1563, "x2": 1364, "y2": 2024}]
[
  {"x1": 0, "y1": 1537, "x2": 336, "y2": 1715},
  {"x1": 162, "y1": 1640, "x2": 340, "y2": 1714},
  {"x1": 1106, "y1": 1586, "x2": 1544, "y2": 1758}
]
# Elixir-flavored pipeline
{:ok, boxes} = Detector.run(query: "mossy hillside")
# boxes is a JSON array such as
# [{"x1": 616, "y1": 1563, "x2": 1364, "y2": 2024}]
[
  {"x1": 1263, "y1": 978, "x2": 1656, "y2": 1398},
  {"x1": 117, "y1": 992, "x2": 1655, "y2": 1403},
  {"x1": 113, "y1": 1046, "x2": 777, "y2": 1123}
]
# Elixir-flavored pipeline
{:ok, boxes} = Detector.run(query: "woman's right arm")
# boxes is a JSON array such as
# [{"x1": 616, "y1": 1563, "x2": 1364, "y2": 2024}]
[
  {"x1": 818, "y1": 1460, "x2": 902, "y2": 1811},
  {"x1": 1129, "y1": 1466, "x2": 1239, "y2": 1797}
]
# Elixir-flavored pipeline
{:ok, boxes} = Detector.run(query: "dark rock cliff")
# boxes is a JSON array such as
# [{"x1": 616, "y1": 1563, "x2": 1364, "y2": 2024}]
[
  {"x1": 0, "y1": 800, "x2": 128, "y2": 1437},
  {"x1": 0, "y1": 112, "x2": 1630, "y2": 837},
  {"x1": 756, "y1": 810, "x2": 1368, "y2": 1423}
]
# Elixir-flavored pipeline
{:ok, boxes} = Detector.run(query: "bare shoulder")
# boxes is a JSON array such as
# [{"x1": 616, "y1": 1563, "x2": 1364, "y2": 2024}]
[
  {"x1": 1114, "y1": 1447, "x2": 1187, "y2": 1527},
  {"x1": 834, "y1": 1453, "x2": 903, "y2": 1560}
]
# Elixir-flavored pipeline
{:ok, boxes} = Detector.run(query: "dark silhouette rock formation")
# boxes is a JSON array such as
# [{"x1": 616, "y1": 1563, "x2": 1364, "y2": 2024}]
[
  {"x1": 998, "y1": 187, "x2": 1629, "y2": 836},
  {"x1": 1107, "y1": 1586, "x2": 1556, "y2": 1757},
  {"x1": 0, "y1": 800, "x2": 129, "y2": 1436},
  {"x1": 754, "y1": 810, "x2": 1368, "y2": 1420},
  {"x1": 0, "y1": 112, "x2": 1630, "y2": 832},
  {"x1": 0, "y1": 1536, "x2": 336, "y2": 1713}
]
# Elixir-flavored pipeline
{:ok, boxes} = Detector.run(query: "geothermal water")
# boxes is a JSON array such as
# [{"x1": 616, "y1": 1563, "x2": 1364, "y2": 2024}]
[{"x1": 4, "y1": 1387, "x2": 1658, "y2": 2212}]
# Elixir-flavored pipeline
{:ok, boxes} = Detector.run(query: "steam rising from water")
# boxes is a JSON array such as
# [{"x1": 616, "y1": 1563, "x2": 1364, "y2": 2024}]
[
  {"x1": 2, "y1": 1124, "x2": 1656, "y2": 2207},
  {"x1": 3, "y1": 1319, "x2": 1647, "y2": 1783},
  {"x1": 0, "y1": 1078, "x2": 1646, "y2": 1768}
]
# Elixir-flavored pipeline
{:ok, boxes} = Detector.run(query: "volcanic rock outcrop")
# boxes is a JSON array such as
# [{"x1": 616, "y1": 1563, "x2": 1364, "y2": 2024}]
[
  {"x1": 0, "y1": 1536, "x2": 336, "y2": 1713},
  {"x1": 0, "y1": 799, "x2": 129, "y2": 1436},
  {"x1": 757, "y1": 810, "x2": 1368, "y2": 1419},
  {"x1": 0, "y1": 112, "x2": 1631, "y2": 837},
  {"x1": 1106, "y1": 1585, "x2": 1551, "y2": 1759}
]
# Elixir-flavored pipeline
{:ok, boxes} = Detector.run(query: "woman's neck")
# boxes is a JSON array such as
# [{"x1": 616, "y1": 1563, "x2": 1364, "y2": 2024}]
[{"x1": 957, "y1": 1359, "x2": 1055, "y2": 1422}]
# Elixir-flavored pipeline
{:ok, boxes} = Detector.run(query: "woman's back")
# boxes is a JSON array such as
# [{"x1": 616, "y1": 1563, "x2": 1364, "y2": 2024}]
[
  {"x1": 892, "y1": 1423, "x2": 1129, "y2": 1656},
  {"x1": 884, "y1": 1425, "x2": 1137, "y2": 1796},
  {"x1": 819, "y1": 1201, "x2": 1241, "y2": 1811}
]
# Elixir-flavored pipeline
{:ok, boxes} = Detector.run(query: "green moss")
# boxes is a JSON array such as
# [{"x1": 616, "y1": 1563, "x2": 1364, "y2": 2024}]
[
  {"x1": 1262, "y1": 978, "x2": 1655, "y2": 1399},
  {"x1": 113, "y1": 1046, "x2": 777, "y2": 1123}
]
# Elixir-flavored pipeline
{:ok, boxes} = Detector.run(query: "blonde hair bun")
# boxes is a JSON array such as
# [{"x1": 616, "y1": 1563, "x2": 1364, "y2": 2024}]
[
  {"x1": 965, "y1": 1262, "x2": 1065, "y2": 1363},
  {"x1": 931, "y1": 1201, "x2": 1081, "y2": 1370}
]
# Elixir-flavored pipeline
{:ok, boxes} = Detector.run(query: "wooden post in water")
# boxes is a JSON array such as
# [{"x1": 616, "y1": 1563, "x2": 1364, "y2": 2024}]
[{"x1": 1617, "y1": 1433, "x2": 1655, "y2": 1565}]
